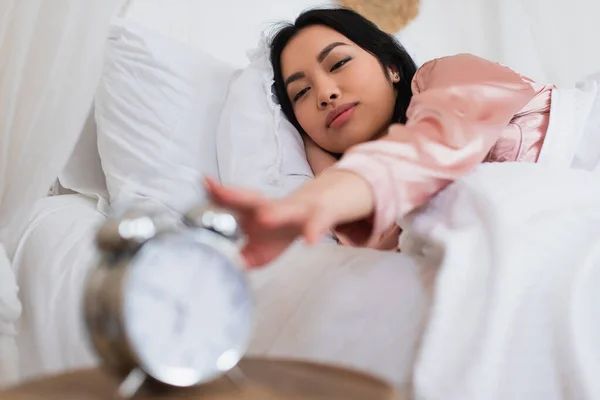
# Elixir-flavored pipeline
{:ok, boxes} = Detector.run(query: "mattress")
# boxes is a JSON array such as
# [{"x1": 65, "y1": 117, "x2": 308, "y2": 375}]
[{"x1": 11, "y1": 194, "x2": 429, "y2": 390}]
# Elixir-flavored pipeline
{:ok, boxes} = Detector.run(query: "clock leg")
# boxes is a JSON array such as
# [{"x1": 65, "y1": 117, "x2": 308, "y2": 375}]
[
  {"x1": 117, "y1": 368, "x2": 147, "y2": 399},
  {"x1": 225, "y1": 365, "x2": 249, "y2": 389}
]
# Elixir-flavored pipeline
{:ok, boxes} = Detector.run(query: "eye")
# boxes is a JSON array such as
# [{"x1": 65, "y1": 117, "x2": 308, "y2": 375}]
[
  {"x1": 330, "y1": 57, "x2": 352, "y2": 72},
  {"x1": 293, "y1": 87, "x2": 310, "y2": 103}
]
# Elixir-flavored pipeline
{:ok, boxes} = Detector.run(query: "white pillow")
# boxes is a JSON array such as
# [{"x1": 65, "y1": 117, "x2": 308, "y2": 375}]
[
  {"x1": 95, "y1": 18, "x2": 236, "y2": 215},
  {"x1": 216, "y1": 38, "x2": 314, "y2": 198},
  {"x1": 58, "y1": 106, "x2": 110, "y2": 214}
]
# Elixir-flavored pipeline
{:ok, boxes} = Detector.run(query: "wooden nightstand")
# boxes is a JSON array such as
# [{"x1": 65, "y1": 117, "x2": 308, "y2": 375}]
[{"x1": 0, "y1": 357, "x2": 398, "y2": 399}]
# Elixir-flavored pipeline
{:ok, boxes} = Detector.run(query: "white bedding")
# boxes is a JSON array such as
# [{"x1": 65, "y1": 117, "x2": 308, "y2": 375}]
[
  {"x1": 402, "y1": 162, "x2": 600, "y2": 400},
  {"x1": 11, "y1": 160, "x2": 600, "y2": 399},
  {"x1": 11, "y1": 193, "x2": 429, "y2": 390},
  {"x1": 12, "y1": 165, "x2": 600, "y2": 398},
  {"x1": 12, "y1": 195, "x2": 105, "y2": 381}
]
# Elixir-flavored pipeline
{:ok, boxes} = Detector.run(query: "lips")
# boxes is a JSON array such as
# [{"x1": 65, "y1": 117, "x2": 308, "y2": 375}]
[{"x1": 326, "y1": 103, "x2": 358, "y2": 128}]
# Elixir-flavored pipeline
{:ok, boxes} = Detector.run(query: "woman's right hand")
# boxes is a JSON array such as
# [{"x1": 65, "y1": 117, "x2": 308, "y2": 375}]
[{"x1": 204, "y1": 168, "x2": 375, "y2": 267}]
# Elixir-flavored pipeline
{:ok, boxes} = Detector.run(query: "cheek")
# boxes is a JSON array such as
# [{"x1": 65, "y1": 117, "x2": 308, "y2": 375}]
[
  {"x1": 352, "y1": 64, "x2": 396, "y2": 119},
  {"x1": 352, "y1": 67, "x2": 379, "y2": 89},
  {"x1": 294, "y1": 103, "x2": 314, "y2": 131},
  {"x1": 353, "y1": 64, "x2": 393, "y2": 100},
  {"x1": 294, "y1": 103, "x2": 326, "y2": 141}
]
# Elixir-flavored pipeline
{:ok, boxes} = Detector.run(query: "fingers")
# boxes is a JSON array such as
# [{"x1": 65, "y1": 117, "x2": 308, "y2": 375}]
[
  {"x1": 258, "y1": 200, "x2": 333, "y2": 245},
  {"x1": 203, "y1": 177, "x2": 265, "y2": 211},
  {"x1": 240, "y1": 247, "x2": 263, "y2": 268},
  {"x1": 261, "y1": 204, "x2": 329, "y2": 244},
  {"x1": 303, "y1": 212, "x2": 332, "y2": 244},
  {"x1": 205, "y1": 177, "x2": 334, "y2": 266},
  {"x1": 257, "y1": 201, "x2": 307, "y2": 227},
  {"x1": 241, "y1": 245, "x2": 280, "y2": 268}
]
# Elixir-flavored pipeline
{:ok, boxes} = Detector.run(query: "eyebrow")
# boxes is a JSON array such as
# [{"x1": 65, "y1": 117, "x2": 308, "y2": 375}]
[
  {"x1": 317, "y1": 42, "x2": 347, "y2": 63},
  {"x1": 284, "y1": 42, "x2": 349, "y2": 88},
  {"x1": 284, "y1": 72, "x2": 305, "y2": 88}
]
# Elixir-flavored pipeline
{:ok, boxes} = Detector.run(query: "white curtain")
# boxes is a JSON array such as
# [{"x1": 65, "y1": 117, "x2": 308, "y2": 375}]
[{"x1": 0, "y1": 0, "x2": 122, "y2": 386}]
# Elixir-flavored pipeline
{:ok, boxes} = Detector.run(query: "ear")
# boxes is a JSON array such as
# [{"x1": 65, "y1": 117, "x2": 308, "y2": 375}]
[{"x1": 387, "y1": 65, "x2": 400, "y2": 83}]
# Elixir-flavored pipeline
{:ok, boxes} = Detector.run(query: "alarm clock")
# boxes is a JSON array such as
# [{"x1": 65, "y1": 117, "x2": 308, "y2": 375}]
[{"x1": 83, "y1": 204, "x2": 254, "y2": 392}]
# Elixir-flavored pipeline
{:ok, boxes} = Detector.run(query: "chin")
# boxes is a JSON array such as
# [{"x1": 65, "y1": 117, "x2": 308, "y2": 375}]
[
  {"x1": 340, "y1": 136, "x2": 375, "y2": 152},
  {"x1": 323, "y1": 141, "x2": 352, "y2": 154},
  {"x1": 321, "y1": 146, "x2": 346, "y2": 157},
  {"x1": 322, "y1": 125, "x2": 376, "y2": 154}
]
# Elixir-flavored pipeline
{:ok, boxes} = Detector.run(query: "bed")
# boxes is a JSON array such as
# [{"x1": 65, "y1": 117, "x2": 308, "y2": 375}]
[
  {"x1": 4, "y1": 0, "x2": 600, "y2": 398},
  {"x1": 12, "y1": 155, "x2": 600, "y2": 399},
  {"x1": 11, "y1": 193, "x2": 429, "y2": 392}
]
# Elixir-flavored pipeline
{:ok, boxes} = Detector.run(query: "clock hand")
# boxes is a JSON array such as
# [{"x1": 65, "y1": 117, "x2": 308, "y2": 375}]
[
  {"x1": 137, "y1": 280, "x2": 184, "y2": 311},
  {"x1": 172, "y1": 301, "x2": 188, "y2": 336}
]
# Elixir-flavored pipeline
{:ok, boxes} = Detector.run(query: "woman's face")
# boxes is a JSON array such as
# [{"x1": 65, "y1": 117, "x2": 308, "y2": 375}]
[{"x1": 281, "y1": 25, "x2": 399, "y2": 154}]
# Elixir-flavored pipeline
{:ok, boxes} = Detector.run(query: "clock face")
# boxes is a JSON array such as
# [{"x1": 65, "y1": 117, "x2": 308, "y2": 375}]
[{"x1": 122, "y1": 232, "x2": 253, "y2": 387}]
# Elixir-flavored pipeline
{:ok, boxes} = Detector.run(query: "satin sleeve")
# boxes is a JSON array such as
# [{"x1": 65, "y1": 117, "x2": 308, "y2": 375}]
[{"x1": 333, "y1": 53, "x2": 538, "y2": 247}]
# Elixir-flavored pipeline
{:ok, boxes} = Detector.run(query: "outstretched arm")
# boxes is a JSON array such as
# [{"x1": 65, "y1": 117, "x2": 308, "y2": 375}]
[{"x1": 333, "y1": 54, "x2": 539, "y2": 247}]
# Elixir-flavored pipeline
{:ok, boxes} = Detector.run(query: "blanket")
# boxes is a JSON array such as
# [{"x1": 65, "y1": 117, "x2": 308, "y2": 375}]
[{"x1": 402, "y1": 162, "x2": 600, "y2": 399}]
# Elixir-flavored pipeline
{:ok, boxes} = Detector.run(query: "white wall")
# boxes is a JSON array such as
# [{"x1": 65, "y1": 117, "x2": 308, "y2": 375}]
[
  {"x1": 399, "y1": 0, "x2": 600, "y2": 87},
  {"x1": 124, "y1": 0, "x2": 334, "y2": 68},
  {"x1": 124, "y1": 0, "x2": 600, "y2": 86},
  {"x1": 520, "y1": 0, "x2": 600, "y2": 86}
]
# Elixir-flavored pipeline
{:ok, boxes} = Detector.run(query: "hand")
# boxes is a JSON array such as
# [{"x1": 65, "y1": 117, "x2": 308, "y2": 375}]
[{"x1": 204, "y1": 170, "x2": 374, "y2": 267}]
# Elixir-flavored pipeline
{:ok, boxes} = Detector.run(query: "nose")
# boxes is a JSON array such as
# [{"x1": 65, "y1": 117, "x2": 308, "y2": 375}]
[{"x1": 317, "y1": 77, "x2": 341, "y2": 109}]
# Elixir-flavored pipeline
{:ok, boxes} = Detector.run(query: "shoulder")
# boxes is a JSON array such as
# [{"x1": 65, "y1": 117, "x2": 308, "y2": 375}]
[{"x1": 412, "y1": 53, "x2": 534, "y2": 93}]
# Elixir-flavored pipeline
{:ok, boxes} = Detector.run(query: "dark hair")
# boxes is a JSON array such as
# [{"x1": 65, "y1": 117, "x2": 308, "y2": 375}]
[{"x1": 269, "y1": 7, "x2": 417, "y2": 136}]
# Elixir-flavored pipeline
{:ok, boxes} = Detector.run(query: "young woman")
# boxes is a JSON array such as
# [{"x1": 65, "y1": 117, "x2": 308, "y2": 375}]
[{"x1": 204, "y1": 7, "x2": 554, "y2": 267}]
